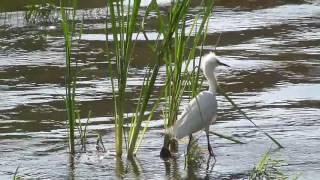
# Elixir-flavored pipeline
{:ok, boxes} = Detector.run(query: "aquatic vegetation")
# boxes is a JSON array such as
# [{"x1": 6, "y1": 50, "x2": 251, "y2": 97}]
[
  {"x1": 106, "y1": 0, "x2": 144, "y2": 157},
  {"x1": 185, "y1": 138, "x2": 206, "y2": 169},
  {"x1": 13, "y1": 166, "x2": 21, "y2": 180},
  {"x1": 249, "y1": 151, "x2": 291, "y2": 180},
  {"x1": 96, "y1": 133, "x2": 106, "y2": 152},
  {"x1": 105, "y1": 0, "x2": 213, "y2": 158},
  {"x1": 25, "y1": 3, "x2": 60, "y2": 24},
  {"x1": 218, "y1": 86, "x2": 284, "y2": 149},
  {"x1": 209, "y1": 131, "x2": 245, "y2": 144},
  {"x1": 60, "y1": 0, "x2": 78, "y2": 154},
  {"x1": 76, "y1": 110, "x2": 91, "y2": 151}
]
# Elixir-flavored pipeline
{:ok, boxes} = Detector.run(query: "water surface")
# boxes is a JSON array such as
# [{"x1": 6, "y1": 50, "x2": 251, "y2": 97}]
[{"x1": 0, "y1": 0, "x2": 320, "y2": 179}]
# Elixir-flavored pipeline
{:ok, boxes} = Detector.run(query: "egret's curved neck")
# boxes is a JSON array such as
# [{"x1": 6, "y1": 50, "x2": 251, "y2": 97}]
[
  {"x1": 207, "y1": 73, "x2": 217, "y2": 93},
  {"x1": 203, "y1": 64, "x2": 217, "y2": 94}
]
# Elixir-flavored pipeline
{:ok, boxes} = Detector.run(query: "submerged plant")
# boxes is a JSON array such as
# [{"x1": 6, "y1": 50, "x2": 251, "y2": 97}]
[
  {"x1": 76, "y1": 110, "x2": 91, "y2": 152},
  {"x1": 96, "y1": 133, "x2": 106, "y2": 152}
]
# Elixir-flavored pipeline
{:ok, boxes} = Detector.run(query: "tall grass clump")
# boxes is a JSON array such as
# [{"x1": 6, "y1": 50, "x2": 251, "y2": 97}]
[
  {"x1": 106, "y1": 0, "x2": 213, "y2": 158},
  {"x1": 106, "y1": 0, "x2": 142, "y2": 157},
  {"x1": 127, "y1": 0, "x2": 192, "y2": 157},
  {"x1": 61, "y1": 0, "x2": 78, "y2": 154},
  {"x1": 126, "y1": 0, "x2": 216, "y2": 157}
]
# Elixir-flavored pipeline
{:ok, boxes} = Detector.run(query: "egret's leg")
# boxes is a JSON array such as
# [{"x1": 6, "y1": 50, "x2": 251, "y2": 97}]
[
  {"x1": 187, "y1": 134, "x2": 193, "y2": 148},
  {"x1": 205, "y1": 129, "x2": 216, "y2": 160},
  {"x1": 187, "y1": 134, "x2": 193, "y2": 154}
]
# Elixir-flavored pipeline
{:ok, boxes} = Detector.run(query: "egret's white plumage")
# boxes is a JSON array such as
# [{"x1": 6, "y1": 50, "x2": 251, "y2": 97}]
[
  {"x1": 173, "y1": 91, "x2": 217, "y2": 139},
  {"x1": 170, "y1": 52, "x2": 229, "y2": 157}
]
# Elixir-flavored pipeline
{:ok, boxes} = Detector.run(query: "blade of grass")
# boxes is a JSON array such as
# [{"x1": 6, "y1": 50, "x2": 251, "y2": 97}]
[
  {"x1": 13, "y1": 166, "x2": 20, "y2": 180},
  {"x1": 134, "y1": 81, "x2": 162, "y2": 154},
  {"x1": 209, "y1": 131, "x2": 245, "y2": 144},
  {"x1": 218, "y1": 86, "x2": 284, "y2": 148},
  {"x1": 106, "y1": 0, "x2": 123, "y2": 156},
  {"x1": 60, "y1": 0, "x2": 77, "y2": 154}
]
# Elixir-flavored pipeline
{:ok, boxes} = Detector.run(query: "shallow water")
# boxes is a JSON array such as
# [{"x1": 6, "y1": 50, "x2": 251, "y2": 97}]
[{"x1": 1, "y1": 0, "x2": 320, "y2": 179}]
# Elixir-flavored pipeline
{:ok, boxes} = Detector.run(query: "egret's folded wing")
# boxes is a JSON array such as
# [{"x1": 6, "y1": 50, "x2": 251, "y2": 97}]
[{"x1": 173, "y1": 91, "x2": 217, "y2": 139}]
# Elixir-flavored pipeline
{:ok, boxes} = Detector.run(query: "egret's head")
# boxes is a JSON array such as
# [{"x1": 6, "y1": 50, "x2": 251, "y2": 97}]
[{"x1": 201, "y1": 52, "x2": 229, "y2": 78}]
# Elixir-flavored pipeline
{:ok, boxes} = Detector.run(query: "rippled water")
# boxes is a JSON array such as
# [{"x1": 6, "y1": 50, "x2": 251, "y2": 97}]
[{"x1": 1, "y1": 0, "x2": 320, "y2": 179}]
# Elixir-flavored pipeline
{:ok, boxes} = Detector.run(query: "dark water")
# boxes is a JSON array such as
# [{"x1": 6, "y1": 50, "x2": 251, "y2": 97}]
[{"x1": 1, "y1": 0, "x2": 320, "y2": 179}]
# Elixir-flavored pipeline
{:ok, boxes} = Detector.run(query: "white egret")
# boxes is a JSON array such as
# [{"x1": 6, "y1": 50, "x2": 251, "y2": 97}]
[{"x1": 161, "y1": 52, "x2": 229, "y2": 158}]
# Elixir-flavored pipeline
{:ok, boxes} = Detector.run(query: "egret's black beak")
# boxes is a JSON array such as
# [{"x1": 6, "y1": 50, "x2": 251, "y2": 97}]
[{"x1": 217, "y1": 60, "x2": 230, "y2": 67}]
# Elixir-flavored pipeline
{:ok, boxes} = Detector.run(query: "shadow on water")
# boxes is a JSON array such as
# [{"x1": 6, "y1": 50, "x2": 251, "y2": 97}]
[
  {"x1": 116, "y1": 156, "x2": 143, "y2": 179},
  {"x1": 163, "y1": 140, "x2": 220, "y2": 180},
  {"x1": 66, "y1": 152, "x2": 144, "y2": 179}
]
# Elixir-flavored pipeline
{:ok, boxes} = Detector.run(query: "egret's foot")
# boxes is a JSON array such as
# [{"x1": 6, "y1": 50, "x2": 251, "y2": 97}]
[
  {"x1": 208, "y1": 145, "x2": 216, "y2": 161},
  {"x1": 160, "y1": 146, "x2": 171, "y2": 159},
  {"x1": 169, "y1": 139, "x2": 179, "y2": 153},
  {"x1": 206, "y1": 155, "x2": 217, "y2": 171}
]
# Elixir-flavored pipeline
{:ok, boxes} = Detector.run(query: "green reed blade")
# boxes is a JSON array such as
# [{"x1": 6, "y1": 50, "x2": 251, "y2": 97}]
[
  {"x1": 218, "y1": 86, "x2": 284, "y2": 148},
  {"x1": 209, "y1": 131, "x2": 245, "y2": 144},
  {"x1": 61, "y1": 1, "x2": 77, "y2": 154}
]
